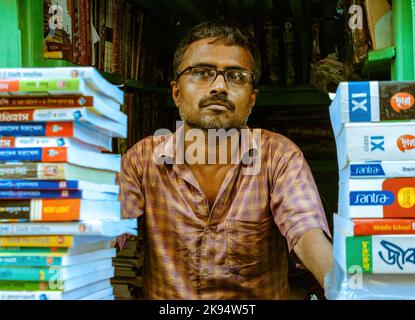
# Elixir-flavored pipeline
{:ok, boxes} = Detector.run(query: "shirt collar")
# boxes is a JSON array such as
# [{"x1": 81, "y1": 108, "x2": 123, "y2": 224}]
[{"x1": 153, "y1": 124, "x2": 261, "y2": 166}]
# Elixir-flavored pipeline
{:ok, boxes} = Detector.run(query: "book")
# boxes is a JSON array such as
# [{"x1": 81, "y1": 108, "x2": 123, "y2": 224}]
[
  {"x1": 0, "y1": 267, "x2": 114, "y2": 292},
  {"x1": 0, "y1": 142, "x2": 121, "y2": 172},
  {"x1": 0, "y1": 162, "x2": 117, "y2": 183},
  {"x1": 0, "y1": 279, "x2": 111, "y2": 299},
  {"x1": 0, "y1": 258, "x2": 112, "y2": 281},
  {"x1": 338, "y1": 217, "x2": 415, "y2": 236},
  {"x1": 329, "y1": 81, "x2": 415, "y2": 137},
  {"x1": 44, "y1": 0, "x2": 75, "y2": 62},
  {"x1": 334, "y1": 214, "x2": 415, "y2": 273},
  {"x1": 364, "y1": 0, "x2": 392, "y2": 50},
  {"x1": 0, "y1": 108, "x2": 126, "y2": 138},
  {"x1": 0, "y1": 236, "x2": 113, "y2": 248},
  {"x1": 0, "y1": 68, "x2": 124, "y2": 105},
  {"x1": 336, "y1": 122, "x2": 415, "y2": 170},
  {"x1": 0, "y1": 96, "x2": 126, "y2": 125},
  {"x1": 0, "y1": 122, "x2": 113, "y2": 151},
  {"x1": 341, "y1": 160, "x2": 415, "y2": 179},
  {"x1": 0, "y1": 180, "x2": 119, "y2": 193},
  {"x1": 0, "y1": 239, "x2": 112, "y2": 254},
  {"x1": 0, "y1": 135, "x2": 111, "y2": 153},
  {"x1": 338, "y1": 177, "x2": 415, "y2": 218},
  {"x1": 0, "y1": 198, "x2": 121, "y2": 222},
  {"x1": 0, "y1": 189, "x2": 118, "y2": 201},
  {"x1": 0, "y1": 248, "x2": 116, "y2": 267},
  {"x1": 80, "y1": 287, "x2": 113, "y2": 300},
  {"x1": 0, "y1": 219, "x2": 137, "y2": 236},
  {"x1": 326, "y1": 257, "x2": 415, "y2": 300}
]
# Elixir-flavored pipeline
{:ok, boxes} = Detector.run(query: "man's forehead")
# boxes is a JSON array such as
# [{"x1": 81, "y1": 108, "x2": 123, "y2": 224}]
[{"x1": 182, "y1": 38, "x2": 254, "y2": 69}]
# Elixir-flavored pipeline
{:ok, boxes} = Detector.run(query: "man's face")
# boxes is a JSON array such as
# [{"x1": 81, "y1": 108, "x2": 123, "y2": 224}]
[{"x1": 171, "y1": 38, "x2": 259, "y2": 130}]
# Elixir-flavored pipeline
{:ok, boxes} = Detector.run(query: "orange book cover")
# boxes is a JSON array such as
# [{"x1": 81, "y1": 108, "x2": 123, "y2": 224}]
[
  {"x1": 353, "y1": 218, "x2": 415, "y2": 235},
  {"x1": 40, "y1": 199, "x2": 81, "y2": 221}
]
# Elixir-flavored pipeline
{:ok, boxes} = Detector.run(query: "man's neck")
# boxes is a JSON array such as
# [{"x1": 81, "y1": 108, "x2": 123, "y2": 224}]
[{"x1": 183, "y1": 123, "x2": 240, "y2": 168}]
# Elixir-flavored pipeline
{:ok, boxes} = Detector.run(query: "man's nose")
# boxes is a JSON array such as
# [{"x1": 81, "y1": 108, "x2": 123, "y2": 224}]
[{"x1": 209, "y1": 73, "x2": 228, "y2": 95}]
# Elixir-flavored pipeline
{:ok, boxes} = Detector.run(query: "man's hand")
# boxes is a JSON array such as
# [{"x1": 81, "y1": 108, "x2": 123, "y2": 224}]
[{"x1": 293, "y1": 228, "x2": 333, "y2": 289}]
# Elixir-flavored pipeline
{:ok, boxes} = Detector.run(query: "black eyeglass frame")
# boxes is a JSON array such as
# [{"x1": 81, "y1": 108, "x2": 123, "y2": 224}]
[{"x1": 175, "y1": 66, "x2": 256, "y2": 87}]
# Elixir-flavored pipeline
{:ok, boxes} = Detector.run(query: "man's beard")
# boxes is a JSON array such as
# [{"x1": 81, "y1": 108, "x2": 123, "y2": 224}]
[
  {"x1": 179, "y1": 107, "x2": 251, "y2": 130},
  {"x1": 179, "y1": 94, "x2": 252, "y2": 130}
]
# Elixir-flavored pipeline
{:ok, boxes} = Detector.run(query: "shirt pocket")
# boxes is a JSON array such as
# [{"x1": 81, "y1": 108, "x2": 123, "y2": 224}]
[{"x1": 225, "y1": 215, "x2": 274, "y2": 277}]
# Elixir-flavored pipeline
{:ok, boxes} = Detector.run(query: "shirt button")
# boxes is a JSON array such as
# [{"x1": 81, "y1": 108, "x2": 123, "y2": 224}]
[{"x1": 201, "y1": 268, "x2": 209, "y2": 277}]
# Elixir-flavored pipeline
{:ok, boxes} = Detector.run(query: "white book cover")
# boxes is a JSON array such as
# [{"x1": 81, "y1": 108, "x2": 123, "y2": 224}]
[
  {"x1": 0, "y1": 219, "x2": 137, "y2": 236},
  {"x1": 79, "y1": 287, "x2": 113, "y2": 300},
  {"x1": 49, "y1": 267, "x2": 114, "y2": 292},
  {"x1": 340, "y1": 160, "x2": 415, "y2": 179},
  {"x1": 336, "y1": 122, "x2": 415, "y2": 169},
  {"x1": 337, "y1": 177, "x2": 415, "y2": 218},
  {"x1": 0, "y1": 67, "x2": 124, "y2": 106}
]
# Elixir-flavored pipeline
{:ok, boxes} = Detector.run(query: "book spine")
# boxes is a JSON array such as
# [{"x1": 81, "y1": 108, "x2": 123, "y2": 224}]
[
  {"x1": 0, "y1": 108, "x2": 87, "y2": 122},
  {"x1": 80, "y1": 0, "x2": 89, "y2": 65},
  {"x1": 0, "y1": 247, "x2": 68, "y2": 255},
  {"x1": 353, "y1": 219, "x2": 415, "y2": 235},
  {"x1": 72, "y1": 0, "x2": 81, "y2": 64},
  {"x1": 0, "y1": 123, "x2": 75, "y2": 137},
  {"x1": 0, "y1": 291, "x2": 63, "y2": 300},
  {"x1": 0, "y1": 137, "x2": 72, "y2": 148},
  {"x1": 0, "y1": 96, "x2": 94, "y2": 108},
  {"x1": 0, "y1": 281, "x2": 58, "y2": 292},
  {"x1": 0, "y1": 266, "x2": 56, "y2": 281},
  {"x1": 0, "y1": 190, "x2": 82, "y2": 200},
  {"x1": 0, "y1": 147, "x2": 68, "y2": 163},
  {"x1": 0, "y1": 180, "x2": 78, "y2": 190},
  {"x1": 0, "y1": 79, "x2": 80, "y2": 94},
  {"x1": 0, "y1": 163, "x2": 66, "y2": 180},
  {"x1": 0, "y1": 200, "x2": 31, "y2": 221},
  {"x1": 0, "y1": 235, "x2": 73, "y2": 247},
  {"x1": 0, "y1": 256, "x2": 62, "y2": 267}
]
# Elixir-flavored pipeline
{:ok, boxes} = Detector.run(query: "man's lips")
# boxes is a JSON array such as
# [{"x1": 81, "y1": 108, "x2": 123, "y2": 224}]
[{"x1": 201, "y1": 102, "x2": 233, "y2": 112}]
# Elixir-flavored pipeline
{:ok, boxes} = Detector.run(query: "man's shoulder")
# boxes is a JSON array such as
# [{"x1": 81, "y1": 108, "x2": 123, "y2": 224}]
[
  {"x1": 124, "y1": 134, "x2": 169, "y2": 160},
  {"x1": 259, "y1": 128, "x2": 302, "y2": 154}
]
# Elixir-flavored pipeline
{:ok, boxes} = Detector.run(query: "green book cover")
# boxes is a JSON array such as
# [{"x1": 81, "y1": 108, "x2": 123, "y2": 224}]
[
  {"x1": 0, "y1": 266, "x2": 62, "y2": 281},
  {"x1": 346, "y1": 236, "x2": 373, "y2": 273},
  {"x1": 0, "y1": 256, "x2": 63, "y2": 267},
  {"x1": 0, "y1": 280, "x2": 61, "y2": 291},
  {"x1": 0, "y1": 78, "x2": 80, "y2": 93}
]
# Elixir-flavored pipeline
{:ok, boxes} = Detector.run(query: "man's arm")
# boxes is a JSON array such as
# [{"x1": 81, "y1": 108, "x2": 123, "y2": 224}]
[{"x1": 293, "y1": 228, "x2": 333, "y2": 288}]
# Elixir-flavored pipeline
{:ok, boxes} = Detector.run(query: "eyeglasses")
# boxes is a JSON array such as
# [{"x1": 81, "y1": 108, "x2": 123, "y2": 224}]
[{"x1": 177, "y1": 66, "x2": 254, "y2": 86}]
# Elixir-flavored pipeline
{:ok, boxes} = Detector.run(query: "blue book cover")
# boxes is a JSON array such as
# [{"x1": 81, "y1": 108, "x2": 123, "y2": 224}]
[
  {"x1": 0, "y1": 256, "x2": 63, "y2": 267},
  {"x1": 0, "y1": 122, "x2": 47, "y2": 136},
  {"x1": 0, "y1": 266, "x2": 57, "y2": 281},
  {"x1": 0, "y1": 148, "x2": 43, "y2": 162},
  {"x1": 0, "y1": 190, "x2": 82, "y2": 199},
  {"x1": 0, "y1": 180, "x2": 79, "y2": 190}
]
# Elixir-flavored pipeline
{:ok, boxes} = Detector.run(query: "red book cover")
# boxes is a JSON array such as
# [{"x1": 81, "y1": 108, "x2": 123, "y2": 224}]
[{"x1": 353, "y1": 218, "x2": 415, "y2": 235}]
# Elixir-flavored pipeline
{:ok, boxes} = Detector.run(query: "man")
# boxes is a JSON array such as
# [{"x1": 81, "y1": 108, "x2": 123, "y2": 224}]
[{"x1": 120, "y1": 21, "x2": 332, "y2": 299}]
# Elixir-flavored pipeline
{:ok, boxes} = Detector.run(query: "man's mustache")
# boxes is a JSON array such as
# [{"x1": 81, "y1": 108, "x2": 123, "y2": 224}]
[{"x1": 199, "y1": 94, "x2": 235, "y2": 111}]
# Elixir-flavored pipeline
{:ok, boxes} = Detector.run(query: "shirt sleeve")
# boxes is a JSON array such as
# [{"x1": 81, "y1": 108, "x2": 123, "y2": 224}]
[
  {"x1": 270, "y1": 147, "x2": 331, "y2": 258},
  {"x1": 117, "y1": 144, "x2": 146, "y2": 248}
]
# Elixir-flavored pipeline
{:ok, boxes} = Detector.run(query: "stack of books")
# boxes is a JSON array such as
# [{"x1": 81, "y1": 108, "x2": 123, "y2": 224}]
[
  {"x1": 0, "y1": 67, "x2": 137, "y2": 300},
  {"x1": 326, "y1": 81, "x2": 415, "y2": 299},
  {"x1": 111, "y1": 234, "x2": 144, "y2": 300}
]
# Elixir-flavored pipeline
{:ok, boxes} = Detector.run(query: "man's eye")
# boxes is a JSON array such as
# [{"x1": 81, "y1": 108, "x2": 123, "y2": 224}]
[
  {"x1": 193, "y1": 68, "x2": 214, "y2": 79},
  {"x1": 227, "y1": 71, "x2": 243, "y2": 81}
]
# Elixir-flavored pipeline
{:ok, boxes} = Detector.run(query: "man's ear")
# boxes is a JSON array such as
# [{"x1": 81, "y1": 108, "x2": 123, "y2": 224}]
[
  {"x1": 170, "y1": 80, "x2": 181, "y2": 108},
  {"x1": 250, "y1": 88, "x2": 259, "y2": 109}
]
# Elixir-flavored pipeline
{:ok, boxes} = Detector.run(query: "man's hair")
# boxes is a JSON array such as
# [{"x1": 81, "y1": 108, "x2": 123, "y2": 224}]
[{"x1": 173, "y1": 20, "x2": 262, "y2": 87}]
